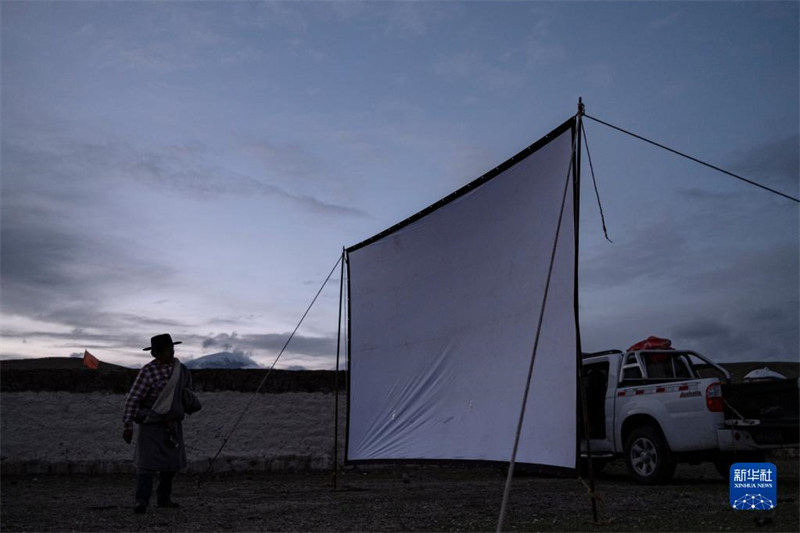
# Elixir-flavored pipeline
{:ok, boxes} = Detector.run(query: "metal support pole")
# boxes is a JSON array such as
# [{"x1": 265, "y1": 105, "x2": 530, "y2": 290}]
[
  {"x1": 332, "y1": 249, "x2": 345, "y2": 490},
  {"x1": 576, "y1": 98, "x2": 599, "y2": 524},
  {"x1": 496, "y1": 118, "x2": 578, "y2": 532}
]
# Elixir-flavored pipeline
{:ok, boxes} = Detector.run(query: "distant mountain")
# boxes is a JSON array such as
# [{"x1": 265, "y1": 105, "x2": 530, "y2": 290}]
[
  {"x1": 0, "y1": 357, "x2": 132, "y2": 372},
  {"x1": 183, "y1": 352, "x2": 261, "y2": 369}
]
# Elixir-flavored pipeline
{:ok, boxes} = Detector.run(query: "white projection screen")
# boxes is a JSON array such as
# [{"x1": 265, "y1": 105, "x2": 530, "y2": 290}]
[{"x1": 346, "y1": 118, "x2": 578, "y2": 469}]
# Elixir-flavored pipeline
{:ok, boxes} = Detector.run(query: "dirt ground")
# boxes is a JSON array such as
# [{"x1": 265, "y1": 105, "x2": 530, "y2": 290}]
[{"x1": 2, "y1": 459, "x2": 798, "y2": 532}]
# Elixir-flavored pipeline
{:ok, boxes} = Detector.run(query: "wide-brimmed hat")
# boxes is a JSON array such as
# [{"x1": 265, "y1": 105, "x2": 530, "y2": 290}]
[{"x1": 143, "y1": 333, "x2": 182, "y2": 352}]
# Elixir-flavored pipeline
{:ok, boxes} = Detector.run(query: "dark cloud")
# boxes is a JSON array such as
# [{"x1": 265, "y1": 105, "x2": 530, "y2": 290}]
[
  {"x1": 670, "y1": 305, "x2": 798, "y2": 362},
  {"x1": 201, "y1": 332, "x2": 337, "y2": 359},
  {"x1": 580, "y1": 217, "x2": 797, "y2": 362},
  {"x1": 0, "y1": 197, "x2": 175, "y2": 322},
  {"x1": 611, "y1": 242, "x2": 797, "y2": 360},
  {"x1": 580, "y1": 216, "x2": 690, "y2": 290},
  {"x1": 667, "y1": 135, "x2": 798, "y2": 204},
  {"x1": 671, "y1": 318, "x2": 760, "y2": 359},
  {"x1": 681, "y1": 244, "x2": 798, "y2": 295},
  {"x1": 729, "y1": 134, "x2": 799, "y2": 194},
  {"x1": 674, "y1": 187, "x2": 745, "y2": 203},
  {"x1": 1, "y1": 117, "x2": 362, "y2": 361},
  {"x1": 748, "y1": 307, "x2": 788, "y2": 324},
  {"x1": 0, "y1": 314, "x2": 190, "y2": 355},
  {"x1": 0, "y1": 203, "x2": 84, "y2": 296},
  {"x1": 3, "y1": 130, "x2": 368, "y2": 219},
  {"x1": 672, "y1": 318, "x2": 733, "y2": 341},
  {"x1": 0, "y1": 186, "x2": 189, "y2": 358},
  {"x1": 1, "y1": 133, "x2": 179, "y2": 327}
]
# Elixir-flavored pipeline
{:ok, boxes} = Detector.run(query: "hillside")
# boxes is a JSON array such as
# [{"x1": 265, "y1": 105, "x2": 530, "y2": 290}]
[
  {"x1": 694, "y1": 361, "x2": 799, "y2": 382},
  {"x1": 0, "y1": 357, "x2": 131, "y2": 372},
  {"x1": 0, "y1": 358, "x2": 345, "y2": 393},
  {"x1": 1, "y1": 357, "x2": 796, "y2": 393}
]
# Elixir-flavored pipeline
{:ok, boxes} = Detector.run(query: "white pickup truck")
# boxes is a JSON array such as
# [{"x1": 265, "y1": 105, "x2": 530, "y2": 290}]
[{"x1": 579, "y1": 348, "x2": 799, "y2": 484}]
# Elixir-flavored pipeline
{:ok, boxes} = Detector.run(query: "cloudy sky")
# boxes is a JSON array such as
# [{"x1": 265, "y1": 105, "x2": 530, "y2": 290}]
[{"x1": 2, "y1": 1, "x2": 797, "y2": 369}]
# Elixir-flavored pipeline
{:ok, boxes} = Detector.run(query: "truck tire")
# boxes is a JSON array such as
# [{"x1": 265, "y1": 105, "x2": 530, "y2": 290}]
[{"x1": 624, "y1": 425, "x2": 676, "y2": 484}]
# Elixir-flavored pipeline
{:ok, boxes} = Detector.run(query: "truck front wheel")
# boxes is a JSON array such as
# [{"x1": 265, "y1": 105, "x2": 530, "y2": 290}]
[{"x1": 624, "y1": 425, "x2": 676, "y2": 484}]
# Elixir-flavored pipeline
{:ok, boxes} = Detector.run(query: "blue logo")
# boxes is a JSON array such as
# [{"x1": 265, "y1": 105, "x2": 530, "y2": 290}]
[{"x1": 729, "y1": 462, "x2": 777, "y2": 511}]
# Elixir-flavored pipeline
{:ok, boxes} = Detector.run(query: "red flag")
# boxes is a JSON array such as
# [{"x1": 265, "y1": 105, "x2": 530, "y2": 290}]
[{"x1": 82, "y1": 350, "x2": 100, "y2": 370}]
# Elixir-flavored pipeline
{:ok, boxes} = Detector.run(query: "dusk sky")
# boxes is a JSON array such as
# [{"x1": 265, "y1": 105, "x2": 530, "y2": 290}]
[{"x1": 2, "y1": 1, "x2": 798, "y2": 369}]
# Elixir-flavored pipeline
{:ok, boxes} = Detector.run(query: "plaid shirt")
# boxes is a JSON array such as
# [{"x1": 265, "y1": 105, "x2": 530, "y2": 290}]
[{"x1": 123, "y1": 359, "x2": 175, "y2": 430}]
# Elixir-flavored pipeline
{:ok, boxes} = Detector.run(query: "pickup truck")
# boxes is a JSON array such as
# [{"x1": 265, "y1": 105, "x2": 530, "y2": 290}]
[{"x1": 579, "y1": 348, "x2": 799, "y2": 484}]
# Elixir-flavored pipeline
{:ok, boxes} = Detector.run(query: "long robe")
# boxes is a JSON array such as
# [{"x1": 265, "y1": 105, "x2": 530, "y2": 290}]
[
  {"x1": 135, "y1": 420, "x2": 186, "y2": 472},
  {"x1": 134, "y1": 362, "x2": 195, "y2": 472}
]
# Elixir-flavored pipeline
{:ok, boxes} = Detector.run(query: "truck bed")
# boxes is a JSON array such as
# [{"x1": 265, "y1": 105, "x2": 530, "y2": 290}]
[{"x1": 721, "y1": 379, "x2": 799, "y2": 446}]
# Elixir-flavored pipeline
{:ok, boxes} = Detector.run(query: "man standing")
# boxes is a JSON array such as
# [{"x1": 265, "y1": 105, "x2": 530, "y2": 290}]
[{"x1": 123, "y1": 334, "x2": 199, "y2": 514}]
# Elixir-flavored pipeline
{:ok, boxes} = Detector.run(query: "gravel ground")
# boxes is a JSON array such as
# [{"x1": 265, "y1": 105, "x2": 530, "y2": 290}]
[
  {"x1": 2, "y1": 459, "x2": 798, "y2": 532},
  {"x1": 3, "y1": 391, "x2": 798, "y2": 531}
]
